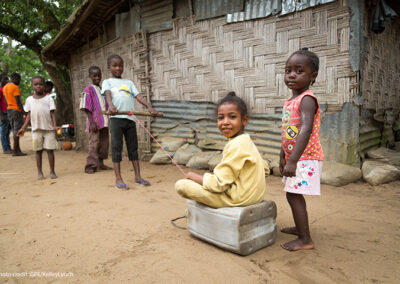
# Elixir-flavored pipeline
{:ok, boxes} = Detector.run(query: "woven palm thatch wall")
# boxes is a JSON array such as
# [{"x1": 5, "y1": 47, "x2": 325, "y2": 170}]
[
  {"x1": 148, "y1": 0, "x2": 357, "y2": 114},
  {"x1": 362, "y1": 18, "x2": 400, "y2": 112},
  {"x1": 69, "y1": 32, "x2": 152, "y2": 154}
]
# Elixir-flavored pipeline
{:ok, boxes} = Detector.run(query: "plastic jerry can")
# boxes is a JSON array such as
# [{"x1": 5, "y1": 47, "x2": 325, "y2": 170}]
[{"x1": 186, "y1": 200, "x2": 277, "y2": 256}]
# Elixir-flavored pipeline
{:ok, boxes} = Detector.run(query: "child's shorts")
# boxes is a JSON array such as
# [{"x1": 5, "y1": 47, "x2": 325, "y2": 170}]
[
  {"x1": 282, "y1": 160, "x2": 323, "y2": 196},
  {"x1": 32, "y1": 129, "x2": 57, "y2": 151}
]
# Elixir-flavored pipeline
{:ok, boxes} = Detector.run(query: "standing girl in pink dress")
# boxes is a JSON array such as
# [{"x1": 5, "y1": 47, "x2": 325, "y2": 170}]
[{"x1": 280, "y1": 48, "x2": 324, "y2": 251}]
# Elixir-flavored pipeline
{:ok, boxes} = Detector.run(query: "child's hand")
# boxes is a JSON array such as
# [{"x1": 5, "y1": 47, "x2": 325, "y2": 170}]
[
  {"x1": 185, "y1": 172, "x2": 203, "y2": 185},
  {"x1": 185, "y1": 172, "x2": 194, "y2": 180},
  {"x1": 89, "y1": 122, "x2": 98, "y2": 132},
  {"x1": 148, "y1": 107, "x2": 158, "y2": 117},
  {"x1": 17, "y1": 129, "x2": 25, "y2": 137},
  {"x1": 282, "y1": 161, "x2": 297, "y2": 177},
  {"x1": 108, "y1": 105, "x2": 118, "y2": 115}
]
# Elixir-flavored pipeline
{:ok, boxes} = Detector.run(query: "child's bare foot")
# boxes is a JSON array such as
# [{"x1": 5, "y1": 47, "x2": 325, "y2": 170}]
[
  {"x1": 280, "y1": 227, "x2": 298, "y2": 235},
  {"x1": 38, "y1": 173, "x2": 45, "y2": 180},
  {"x1": 281, "y1": 239, "x2": 314, "y2": 251},
  {"x1": 50, "y1": 172, "x2": 57, "y2": 179}
]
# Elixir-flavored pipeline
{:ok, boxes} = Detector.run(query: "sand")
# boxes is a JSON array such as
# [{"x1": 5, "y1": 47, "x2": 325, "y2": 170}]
[{"x1": 0, "y1": 132, "x2": 399, "y2": 283}]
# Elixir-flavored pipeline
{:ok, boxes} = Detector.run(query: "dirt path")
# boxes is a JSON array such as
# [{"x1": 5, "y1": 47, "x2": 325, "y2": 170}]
[{"x1": 0, "y1": 132, "x2": 399, "y2": 283}]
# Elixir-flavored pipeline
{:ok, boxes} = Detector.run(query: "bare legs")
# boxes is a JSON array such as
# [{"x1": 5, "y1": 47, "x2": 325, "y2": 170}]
[
  {"x1": 281, "y1": 192, "x2": 314, "y2": 251},
  {"x1": 36, "y1": 150, "x2": 57, "y2": 180},
  {"x1": 12, "y1": 135, "x2": 26, "y2": 156},
  {"x1": 113, "y1": 160, "x2": 145, "y2": 187}
]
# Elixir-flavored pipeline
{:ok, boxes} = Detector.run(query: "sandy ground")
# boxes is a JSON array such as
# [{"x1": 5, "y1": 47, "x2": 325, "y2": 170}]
[{"x1": 0, "y1": 132, "x2": 399, "y2": 284}]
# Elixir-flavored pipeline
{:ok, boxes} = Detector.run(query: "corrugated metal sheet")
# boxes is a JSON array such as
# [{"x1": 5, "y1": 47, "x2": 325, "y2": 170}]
[
  {"x1": 151, "y1": 101, "x2": 370, "y2": 165},
  {"x1": 359, "y1": 110, "x2": 396, "y2": 159},
  {"x1": 150, "y1": 100, "x2": 282, "y2": 159},
  {"x1": 227, "y1": 0, "x2": 336, "y2": 23},
  {"x1": 138, "y1": 0, "x2": 173, "y2": 33},
  {"x1": 194, "y1": 0, "x2": 244, "y2": 20},
  {"x1": 319, "y1": 103, "x2": 360, "y2": 165},
  {"x1": 116, "y1": 5, "x2": 140, "y2": 37}
]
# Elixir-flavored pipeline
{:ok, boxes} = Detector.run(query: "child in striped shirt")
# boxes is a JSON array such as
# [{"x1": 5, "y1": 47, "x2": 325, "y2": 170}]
[{"x1": 80, "y1": 66, "x2": 112, "y2": 174}]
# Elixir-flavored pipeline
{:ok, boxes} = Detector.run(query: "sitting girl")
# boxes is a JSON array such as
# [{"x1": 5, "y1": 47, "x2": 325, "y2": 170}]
[{"x1": 175, "y1": 92, "x2": 269, "y2": 208}]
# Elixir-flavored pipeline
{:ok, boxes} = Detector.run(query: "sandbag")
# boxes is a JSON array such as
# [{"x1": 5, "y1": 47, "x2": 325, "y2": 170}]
[
  {"x1": 150, "y1": 149, "x2": 174, "y2": 164},
  {"x1": 174, "y1": 144, "x2": 202, "y2": 165},
  {"x1": 161, "y1": 137, "x2": 186, "y2": 152},
  {"x1": 362, "y1": 160, "x2": 400, "y2": 185},
  {"x1": 321, "y1": 161, "x2": 362, "y2": 186},
  {"x1": 187, "y1": 151, "x2": 219, "y2": 169}
]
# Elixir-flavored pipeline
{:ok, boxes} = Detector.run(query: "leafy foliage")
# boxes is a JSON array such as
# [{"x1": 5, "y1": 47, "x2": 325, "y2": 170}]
[
  {"x1": 0, "y1": 0, "x2": 82, "y2": 119},
  {"x1": 0, "y1": 41, "x2": 49, "y2": 103},
  {"x1": 0, "y1": 0, "x2": 83, "y2": 50}
]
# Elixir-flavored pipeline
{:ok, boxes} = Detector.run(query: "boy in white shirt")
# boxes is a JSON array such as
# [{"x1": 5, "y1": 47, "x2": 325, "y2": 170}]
[
  {"x1": 18, "y1": 76, "x2": 58, "y2": 180},
  {"x1": 104, "y1": 54, "x2": 157, "y2": 190}
]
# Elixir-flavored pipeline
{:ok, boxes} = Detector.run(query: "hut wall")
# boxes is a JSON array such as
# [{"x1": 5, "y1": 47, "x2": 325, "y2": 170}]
[
  {"x1": 148, "y1": 0, "x2": 357, "y2": 114},
  {"x1": 359, "y1": 14, "x2": 400, "y2": 155},
  {"x1": 361, "y1": 18, "x2": 400, "y2": 112},
  {"x1": 148, "y1": 0, "x2": 361, "y2": 164},
  {"x1": 69, "y1": 32, "x2": 152, "y2": 158}
]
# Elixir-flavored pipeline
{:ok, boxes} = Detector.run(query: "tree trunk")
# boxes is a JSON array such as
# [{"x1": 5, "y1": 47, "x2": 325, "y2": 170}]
[{"x1": 41, "y1": 60, "x2": 74, "y2": 125}]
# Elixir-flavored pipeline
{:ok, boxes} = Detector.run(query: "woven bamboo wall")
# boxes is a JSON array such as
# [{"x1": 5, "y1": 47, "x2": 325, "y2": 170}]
[
  {"x1": 69, "y1": 32, "x2": 152, "y2": 155},
  {"x1": 148, "y1": 0, "x2": 357, "y2": 114},
  {"x1": 362, "y1": 18, "x2": 400, "y2": 111}
]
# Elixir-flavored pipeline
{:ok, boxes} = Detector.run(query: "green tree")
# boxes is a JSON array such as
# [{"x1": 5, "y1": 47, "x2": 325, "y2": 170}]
[
  {"x1": 0, "y1": 38, "x2": 49, "y2": 103},
  {"x1": 0, "y1": 0, "x2": 83, "y2": 123}
]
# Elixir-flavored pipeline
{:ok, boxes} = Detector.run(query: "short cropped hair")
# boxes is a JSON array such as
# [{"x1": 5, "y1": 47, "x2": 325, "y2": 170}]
[{"x1": 107, "y1": 54, "x2": 123, "y2": 66}]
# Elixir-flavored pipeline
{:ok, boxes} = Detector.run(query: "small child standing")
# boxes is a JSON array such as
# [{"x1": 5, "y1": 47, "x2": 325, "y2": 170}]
[
  {"x1": 103, "y1": 54, "x2": 158, "y2": 190},
  {"x1": 18, "y1": 76, "x2": 58, "y2": 180},
  {"x1": 44, "y1": 81, "x2": 54, "y2": 95},
  {"x1": 80, "y1": 66, "x2": 111, "y2": 174},
  {"x1": 279, "y1": 48, "x2": 324, "y2": 251},
  {"x1": 175, "y1": 92, "x2": 269, "y2": 208}
]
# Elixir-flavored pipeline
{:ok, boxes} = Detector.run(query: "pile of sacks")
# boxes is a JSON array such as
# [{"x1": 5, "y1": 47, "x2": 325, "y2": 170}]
[{"x1": 150, "y1": 137, "x2": 223, "y2": 171}]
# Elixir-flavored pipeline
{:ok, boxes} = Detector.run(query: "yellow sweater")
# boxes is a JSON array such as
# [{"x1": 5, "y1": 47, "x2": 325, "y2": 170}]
[{"x1": 202, "y1": 134, "x2": 269, "y2": 206}]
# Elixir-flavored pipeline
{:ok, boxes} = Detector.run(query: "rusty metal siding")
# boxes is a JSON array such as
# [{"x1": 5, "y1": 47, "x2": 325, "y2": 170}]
[
  {"x1": 227, "y1": 0, "x2": 336, "y2": 23},
  {"x1": 139, "y1": 0, "x2": 173, "y2": 33},
  {"x1": 151, "y1": 100, "x2": 283, "y2": 159},
  {"x1": 193, "y1": 0, "x2": 244, "y2": 20},
  {"x1": 151, "y1": 100, "x2": 369, "y2": 165},
  {"x1": 319, "y1": 103, "x2": 360, "y2": 165}
]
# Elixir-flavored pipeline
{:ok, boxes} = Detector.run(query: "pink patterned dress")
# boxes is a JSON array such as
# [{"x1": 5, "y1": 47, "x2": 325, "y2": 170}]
[{"x1": 281, "y1": 89, "x2": 324, "y2": 195}]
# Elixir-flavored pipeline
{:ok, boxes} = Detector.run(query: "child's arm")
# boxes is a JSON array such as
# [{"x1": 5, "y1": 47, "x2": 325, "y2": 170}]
[
  {"x1": 50, "y1": 110, "x2": 57, "y2": 130},
  {"x1": 17, "y1": 112, "x2": 31, "y2": 137},
  {"x1": 282, "y1": 96, "x2": 317, "y2": 177},
  {"x1": 185, "y1": 172, "x2": 203, "y2": 185},
  {"x1": 105, "y1": 90, "x2": 118, "y2": 114},
  {"x1": 83, "y1": 110, "x2": 98, "y2": 132},
  {"x1": 15, "y1": 95, "x2": 26, "y2": 115},
  {"x1": 279, "y1": 147, "x2": 286, "y2": 175},
  {"x1": 135, "y1": 94, "x2": 158, "y2": 116}
]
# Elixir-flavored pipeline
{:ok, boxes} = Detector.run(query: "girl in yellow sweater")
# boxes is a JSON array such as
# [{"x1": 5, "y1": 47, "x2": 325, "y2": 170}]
[{"x1": 175, "y1": 92, "x2": 269, "y2": 208}]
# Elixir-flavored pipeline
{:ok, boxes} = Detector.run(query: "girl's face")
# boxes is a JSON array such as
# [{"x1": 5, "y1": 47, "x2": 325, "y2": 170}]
[
  {"x1": 89, "y1": 69, "x2": 101, "y2": 85},
  {"x1": 284, "y1": 54, "x2": 317, "y2": 95},
  {"x1": 217, "y1": 102, "x2": 248, "y2": 138},
  {"x1": 108, "y1": 58, "x2": 124, "y2": 78},
  {"x1": 31, "y1": 78, "x2": 44, "y2": 95}
]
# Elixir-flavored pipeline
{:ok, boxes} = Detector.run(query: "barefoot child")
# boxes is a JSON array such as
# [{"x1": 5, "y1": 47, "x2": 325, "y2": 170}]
[
  {"x1": 103, "y1": 54, "x2": 158, "y2": 190},
  {"x1": 17, "y1": 76, "x2": 58, "y2": 180},
  {"x1": 279, "y1": 48, "x2": 324, "y2": 251},
  {"x1": 80, "y1": 66, "x2": 112, "y2": 174},
  {"x1": 175, "y1": 92, "x2": 269, "y2": 208}
]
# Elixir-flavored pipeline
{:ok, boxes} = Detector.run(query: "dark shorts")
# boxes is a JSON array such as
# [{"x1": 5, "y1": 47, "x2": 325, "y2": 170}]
[
  {"x1": 110, "y1": 118, "x2": 138, "y2": 162},
  {"x1": 7, "y1": 109, "x2": 24, "y2": 135}
]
